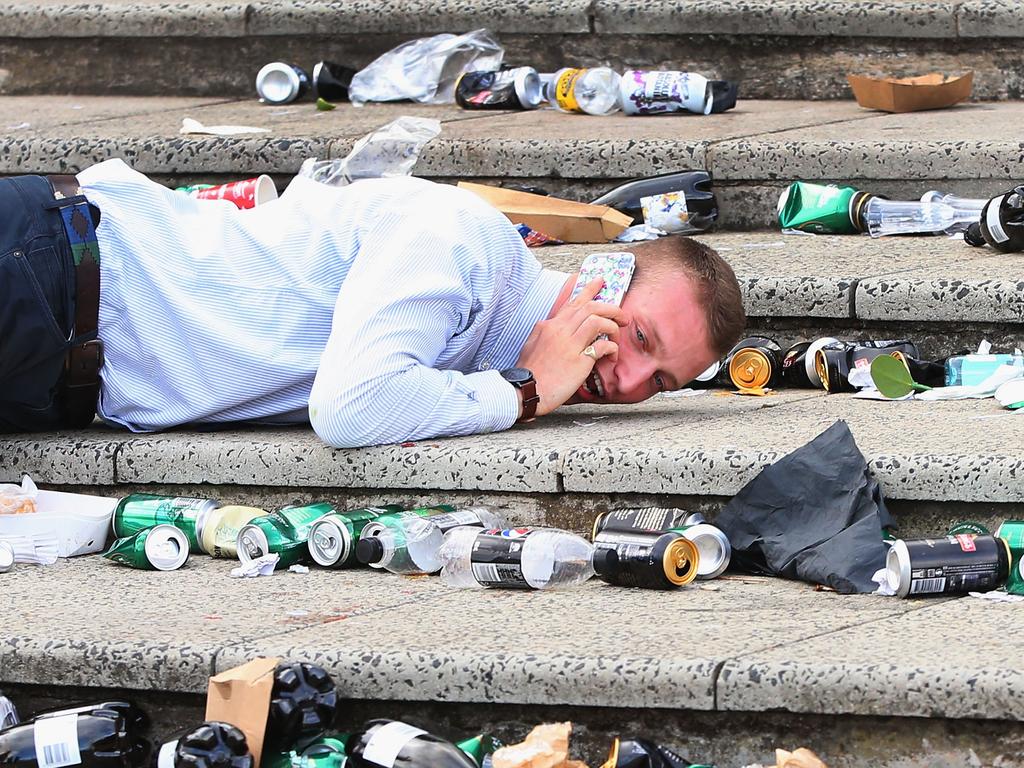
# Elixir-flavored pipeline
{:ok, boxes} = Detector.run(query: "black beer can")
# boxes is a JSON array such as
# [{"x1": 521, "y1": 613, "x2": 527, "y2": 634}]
[
  {"x1": 255, "y1": 61, "x2": 311, "y2": 105},
  {"x1": 816, "y1": 339, "x2": 921, "y2": 393},
  {"x1": 886, "y1": 534, "x2": 1011, "y2": 598},
  {"x1": 593, "y1": 530, "x2": 700, "y2": 589},
  {"x1": 312, "y1": 60, "x2": 356, "y2": 103},
  {"x1": 780, "y1": 341, "x2": 815, "y2": 388},
  {"x1": 455, "y1": 67, "x2": 544, "y2": 110},
  {"x1": 725, "y1": 336, "x2": 783, "y2": 390},
  {"x1": 592, "y1": 507, "x2": 692, "y2": 540}
]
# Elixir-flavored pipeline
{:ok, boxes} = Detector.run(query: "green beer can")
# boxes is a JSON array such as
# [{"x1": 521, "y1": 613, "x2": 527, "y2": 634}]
[
  {"x1": 996, "y1": 520, "x2": 1024, "y2": 595},
  {"x1": 103, "y1": 524, "x2": 190, "y2": 571},
  {"x1": 112, "y1": 493, "x2": 219, "y2": 553},
  {"x1": 237, "y1": 503, "x2": 337, "y2": 567},
  {"x1": 777, "y1": 181, "x2": 875, "y2": 234},
  {"x1": 353, "y1": 504, "x2": 456, "y2": 551},
  {"x1": 307, "y1": 505, "x2": 405, "y2": 568}
]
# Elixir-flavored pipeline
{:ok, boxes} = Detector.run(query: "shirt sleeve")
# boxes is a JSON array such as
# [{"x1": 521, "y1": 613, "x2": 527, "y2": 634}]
[{"x1": 308, "y1": 186, "x2": 522, "y2": 448}]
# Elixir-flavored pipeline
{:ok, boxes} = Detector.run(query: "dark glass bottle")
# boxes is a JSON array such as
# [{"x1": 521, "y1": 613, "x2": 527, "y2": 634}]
[
  {"x1": 345, "y1": 720, "x2": 476, "y2": 768},
  {"x1": 265, "y1": 663, "x2": 338, "y2": 750},
  {"x1": 0, "y1": 702, "x2": 150, "y2": 768},
  {"x1": 590, "y1": 170, "x2": 718, "y2": 231},
  {"x1": 171, "y1": 722, "x2": 253, "y2": 768}
]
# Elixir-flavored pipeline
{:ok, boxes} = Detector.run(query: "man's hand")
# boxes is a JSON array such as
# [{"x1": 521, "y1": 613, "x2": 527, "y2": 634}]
[{"x1": 514, "y1": 277, "x2": 626, "y2": 416}]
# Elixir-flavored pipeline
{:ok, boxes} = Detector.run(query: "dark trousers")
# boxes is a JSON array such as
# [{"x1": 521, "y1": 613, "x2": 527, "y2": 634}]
[{"x1": 0, "y1": 175, "x2": 78, "y2": 431}]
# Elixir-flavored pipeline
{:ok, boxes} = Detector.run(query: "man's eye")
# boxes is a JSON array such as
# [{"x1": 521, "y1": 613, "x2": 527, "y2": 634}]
[
  {"x1": 636, "y1": 327, "x2": 646, "y2": 346},
  {"x1": 654, "y1": 374, "x2": 666, "y2": 391}
]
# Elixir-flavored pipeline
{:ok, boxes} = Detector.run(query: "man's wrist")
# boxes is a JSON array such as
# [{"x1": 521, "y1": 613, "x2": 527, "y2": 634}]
[{"x1": 501, "y1": 367, "x2": 539, "y2": 422}]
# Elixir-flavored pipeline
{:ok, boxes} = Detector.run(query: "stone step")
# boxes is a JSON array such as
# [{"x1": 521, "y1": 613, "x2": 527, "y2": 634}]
[
  {"x1": 1, "y1": 557, "x2": 1021, "y2": 768},
  {"x1": 4, "y1": 96, "x2": 1024, "y2": 236},
  {"x1": 1, "y1": 0, "x2": 1023, "y2": 101}
]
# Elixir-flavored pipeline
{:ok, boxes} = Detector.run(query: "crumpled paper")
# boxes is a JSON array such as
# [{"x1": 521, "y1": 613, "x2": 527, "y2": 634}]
[
  {"x1": 492, "y1": 722, "x2": 588, "y2": 768},
  {"x1": 230, "y1": 553, "x2": 280, "y2": 578},
  {"x1": 744, "y1": 747, "x2": 828, "y2": 768},
  {"x1": 181, "y1": 117, "x2": 270, "y2": 136}
]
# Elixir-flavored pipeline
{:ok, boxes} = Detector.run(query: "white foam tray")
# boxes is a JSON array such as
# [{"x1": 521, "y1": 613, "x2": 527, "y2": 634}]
[{"x1": 0, "y1": 489, "x2": 117, "y2": 557}]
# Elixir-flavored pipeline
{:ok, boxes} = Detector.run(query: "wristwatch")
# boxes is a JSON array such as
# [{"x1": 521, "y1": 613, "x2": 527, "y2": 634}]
[{"x1": 501, "y1": 367, "x2": 539, "y2": 422}]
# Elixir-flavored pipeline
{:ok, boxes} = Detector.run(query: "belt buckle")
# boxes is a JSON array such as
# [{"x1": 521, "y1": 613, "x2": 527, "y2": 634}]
[{"x1": 66, "y1": 338, "x2": 104, "y2": 379}]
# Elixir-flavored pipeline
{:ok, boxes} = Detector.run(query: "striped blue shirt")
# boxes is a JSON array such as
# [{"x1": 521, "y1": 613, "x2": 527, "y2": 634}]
[{"x1": 78, "y1": 160, "x2": 566, "y2": 447}]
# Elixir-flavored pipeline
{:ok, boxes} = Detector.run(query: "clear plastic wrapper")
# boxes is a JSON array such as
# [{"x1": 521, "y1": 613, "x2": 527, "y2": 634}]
[
  {"x1": 298, "y1": 116, "x2": 441, "y2": 187},
  {"x1": 0, "y1": 475, "x2": 37, "y2": 515},
  {"x1": 0, "y1": 533, "x2": 58, "y2": 564},
  {"x1": 348, "y1": 29, "x2": 503, "y2": 106}
]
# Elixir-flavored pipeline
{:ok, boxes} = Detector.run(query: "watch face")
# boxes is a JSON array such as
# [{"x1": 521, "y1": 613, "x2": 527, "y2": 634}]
[{"x1": 502, "y1": 367, "x2": 533, "y2": 385}]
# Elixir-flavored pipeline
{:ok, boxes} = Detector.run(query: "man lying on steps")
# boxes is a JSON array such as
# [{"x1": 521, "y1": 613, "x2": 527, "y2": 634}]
[{"x1": 0, "y1": 159, "x2": 746, "y2": 447}]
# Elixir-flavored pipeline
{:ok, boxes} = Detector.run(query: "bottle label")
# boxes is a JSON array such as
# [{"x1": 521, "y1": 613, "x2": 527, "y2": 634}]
[
  {"x1": 554, "y1": 69, "x2": 584, "y2": 113},
  {"x1": 156, "y1": 740, "x2": 178, "y2": 768},
  {"x1": 469, "y1": 528, "x2": 538, "y2": 588},
  {"x1": 987, "y1": 195, "x2": 1010, "y2": 243},
  {"x1": 640, "y1": 192, "x2": 693, "y2": 233},
  {"x1": 362, "y1": 722, "x2": 427, "y2": 767},
  {"x1": 427, "y1": 509, "x2": 487, "y2": 532},
  {"x1": 33, "y1": 713, "x2": 82, "y2": 768}
]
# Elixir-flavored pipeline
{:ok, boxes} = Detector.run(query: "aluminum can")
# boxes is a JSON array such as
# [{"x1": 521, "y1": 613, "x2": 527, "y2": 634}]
[
  {"x1": 312, "y1": 60, "x2": 356, "y2": 103},
  {"x1": 996, "y1": 520, "x2": 1024, "y2": 595},
  {"x1": 777, "y1": 182, "x2": 876, "y2": 234},
  {"x1": 591, "y1": 507, "x2": 691, "y2": 540},
  {"x1": 356, "y1": 504, "x2": 455, "y2": 543},
  {"x1": 200, "y1": 505, "x2": 267, "y2": 558},
  {"x1": 0, "y1": 541, "x2": 13, "y2": 573},
  {"x1": 886, "y1": 534, "x2": 1010, "y2": 598},
  {"x1": 103, "y1": 524, "x2": 190, "y2": 571},
  {"x1": 307, "y1": 505, "x2": 405, "y2": 568},
  {"x1": 815, "y1": 339, "x2": 920, "y2": 393},
  {"x1": 669, "y1": 523, "x2": 732, "y2": 579},
  {"x1": 112, "y1": 493, "x2": 218, "y2": 553},
  {"x1": 256, "y1": 61, "x2": 310, "y2": 104},
  {"x1": 725, "y1": 336, "x2": 783, "y2": 390},
  {"x1": 780, "y1": 341, "x2": 814, "y2": 388},
  {"x1": 593, "y1": 530, "x2": 700, "y2": 589},
  {"x1": 238, "y1": 503, "x2": 338, "y2": 566},
  {"x1": 455, "y1": 67, "x2": 543, "y2": 110}
]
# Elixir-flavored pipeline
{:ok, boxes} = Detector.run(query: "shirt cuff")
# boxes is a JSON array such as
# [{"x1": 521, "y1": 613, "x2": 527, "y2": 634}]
[{"x1": 469, "y1": 370, "x2": 521, "y2": 433}]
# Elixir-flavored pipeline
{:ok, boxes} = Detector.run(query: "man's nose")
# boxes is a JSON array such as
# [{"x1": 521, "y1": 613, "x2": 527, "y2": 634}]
[{"x1": 612, "y1": 354, "x2": 655, "y2": 397}]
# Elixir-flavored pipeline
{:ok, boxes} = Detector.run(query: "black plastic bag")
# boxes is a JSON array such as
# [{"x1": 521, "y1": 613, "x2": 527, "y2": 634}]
[{"x1": 715, "y1": 420, "x2": 894, "y2": 593}]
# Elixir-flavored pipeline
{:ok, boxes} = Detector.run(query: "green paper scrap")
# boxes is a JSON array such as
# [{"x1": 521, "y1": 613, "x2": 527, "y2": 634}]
[
  {"x1": 316, "y1": 97, "x2": 337, "y2": 111},
  {"x1": 870, "y1": 355, "x2": 932, "y2": 399}
]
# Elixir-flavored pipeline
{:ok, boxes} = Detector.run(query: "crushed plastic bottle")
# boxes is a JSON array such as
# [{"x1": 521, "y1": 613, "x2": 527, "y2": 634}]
[
  {"x1": 348, "y1": 29, "x2": 503, "y2": 106},
  {"x1": 548, "y1": 67, "x2": 622, "y2": 115},
  {"x1": 862, "y1": 196, "x2": 981, "y2": 237},
  {"x1": 439, "y1": 527, "x2": 595, "y2": 589}
]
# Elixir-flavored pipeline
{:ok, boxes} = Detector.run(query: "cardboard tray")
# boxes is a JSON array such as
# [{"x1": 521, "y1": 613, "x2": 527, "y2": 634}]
[{"x1": 847, "y1": 72, "x2": 973, "y2": 113}]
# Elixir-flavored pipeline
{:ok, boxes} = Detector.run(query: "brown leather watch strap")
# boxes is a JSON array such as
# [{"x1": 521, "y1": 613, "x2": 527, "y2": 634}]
[{"x1": 519, "y1": 378, "x2": 539, "y2": 423}]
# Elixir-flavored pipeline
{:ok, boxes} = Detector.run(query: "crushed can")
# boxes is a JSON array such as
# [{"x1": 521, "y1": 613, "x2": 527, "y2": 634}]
[
  {"x1": 777, "y1": 181, "x2": 876, "y2": 234},
  {"x1": 112, "y1": 493, "x2": 218, "y2": 554},
  {"x1": 200, "y1": 505, "x2": 267, "y2": 558},
  {"x1": 455, "y1": 67, "x2": 543, "y2": 110},
  {"x1": 815, "y1": 339, "x2": 921, "y2": 393},
  {"x1": 996, "y1": 520, "x2": 1024, "y2": 595},
  {"x1": 307, "y1": 505, "x2": 405, "y2": 568},
  {"x1": 103, "y1": 524, "x2": 190, "y2": 571},
  {"x1": 237, "y1": 503, "x2": 337, "y2": 567},
  {"x1": 886, "y1": 534, "x2": 1010, "y2": 598},
  {"x1": 592, "y1": 530, "x2": 700, "y2": 589}
]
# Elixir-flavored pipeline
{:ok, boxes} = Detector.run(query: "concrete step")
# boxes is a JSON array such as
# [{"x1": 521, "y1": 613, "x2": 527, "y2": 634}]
[
  {"x1": 1, "y1": 0, "x2": 1023, "y2": 101},
  {"x1": 2, "y1": 557, "x2": 1024, "y2": 768},
  {"x1": 4, "y1": 96, "x2": 1024, "y2": 236}
]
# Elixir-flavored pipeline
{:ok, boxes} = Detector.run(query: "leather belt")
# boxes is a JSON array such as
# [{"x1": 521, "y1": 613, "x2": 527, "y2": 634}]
[{"x1": 48, "y1": 174, "x2": 103, "y2": 428}]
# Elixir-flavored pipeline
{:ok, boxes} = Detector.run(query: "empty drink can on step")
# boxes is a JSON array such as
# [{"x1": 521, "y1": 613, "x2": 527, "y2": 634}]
[
  {"x1": 996, "y1": 520, "x2": 1024, "y2": 595},
  {"x1": 112, "y1": 494, "x2": 218, "y2": 554},
  {"x1": 777, "y1": 182, "x2": 875, "y2": 234},
  {"x1": 725, "y1": 336, "x2": 783, "y2": 390},
  {"x1": 886, "y1": 534, "x2": 1010, "y2": 598},
  {"x1": 592, "y1": 507, "x2": 691, "y2": 540},
  {"x1": 669, "y1": 520, "x2": 731, "y2": 580},
  {"x1": 592, "y1": 530, "x2": 700, "y2": 589},
  {"x1": 256, "y1": 61, "x2": 311, "y2": 104},
  {"x1": 103, "y1": 524, "x2": 190, "y2": 571},
  {"x1": 200, "y1": 505, "x2": 266, "y2": 558},
  {"x1": 238, "y1": 503, "x2": 337, "y2": 566},
  {"x1": 307, "y1": 505, "x2": 405, "y2": 568},
  {"x1": 455, "y1": 67, "x2": 543, "y2": 110}
]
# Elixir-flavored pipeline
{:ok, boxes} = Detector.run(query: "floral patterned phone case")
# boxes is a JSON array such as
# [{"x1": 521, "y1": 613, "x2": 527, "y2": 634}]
[{"x1": 569, "y1": 252, "x2": 636, "y2": 307}]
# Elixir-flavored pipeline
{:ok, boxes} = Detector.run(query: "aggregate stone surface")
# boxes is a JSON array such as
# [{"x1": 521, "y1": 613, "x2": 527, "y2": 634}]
[
  {"x1": 957, "y1": 0, "x2": 1024, "y2": 37},
  {"x1": 0, "y1": 555, "x2": 448, "y2": 692},
  {"x1": 713, "y1": 103, "x2": 1024, "y2": 181},
  {"x1": 0, "y1": 430, "x2": 122, "y2": 485},
  {"x1": 718, "y1": 597, "x2": 1024, "y2": 720},
  {"x1": 0, "y1": 1, "x2": 249, "y2": 37},
  {"x1": 247, "y1": 0, "x2": 592, "y2": 35},
  {"x1": 0, "y1": 96, "x2": 230, "y2": 129},
  {"x1": 217, "y1": 575, "x2": 920, "y2": 711},
  {"x1": 561, "y1": 393, "x2": 1024, "y2": 502},
  {"x1": 593, "y1": 0, "x2": 958, "y2": 38}
]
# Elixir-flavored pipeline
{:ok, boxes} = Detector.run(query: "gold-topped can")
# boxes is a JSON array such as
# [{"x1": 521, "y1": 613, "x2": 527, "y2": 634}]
[
  {"x1": 725, "y1": 336, "x2": 783, "y2": 390},
  {"x1": 592, "y1": 530, "x2": 700, "y2": 589}
]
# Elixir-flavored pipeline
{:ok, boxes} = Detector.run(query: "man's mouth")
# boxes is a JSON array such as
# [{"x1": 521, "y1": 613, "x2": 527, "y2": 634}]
[{"x1": 583, "y1": 370, "x2": 605, "y2": 398}]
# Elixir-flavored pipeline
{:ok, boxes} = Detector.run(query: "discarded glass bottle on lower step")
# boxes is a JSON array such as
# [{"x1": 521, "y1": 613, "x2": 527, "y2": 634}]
[
  {"x1": 156, "y1": 722, "x2": 253, "y2": 768},
  {"x1": 345, "y1": 720, "x2": 476, "y2": 768},
  {"x1": 0, "y1": 702, "x2": 150, "y2": 768},
  {"x1": 591, "y1": 170, "x2": 718, "y2": 233},
  {"x1": 266, "y1": 663, "x2": 339, "y2": 750},
  {"x1": 439, "y1": 527, "x2": 595, "y2": 590}
]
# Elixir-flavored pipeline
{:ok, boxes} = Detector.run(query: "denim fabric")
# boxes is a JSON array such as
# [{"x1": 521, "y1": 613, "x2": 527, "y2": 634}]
[{"x1": 0, "y1": 175, "x2": 77, "y2": 431}]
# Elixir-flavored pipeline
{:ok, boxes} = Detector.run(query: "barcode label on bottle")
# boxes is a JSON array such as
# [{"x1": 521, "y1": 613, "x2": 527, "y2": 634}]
[
  {"x1": 33, "y1": 714, "x2": 81, "y2": 768},
  {"x1": 362, "y1": 722, "x2": 427, "y2": 767},
  {"x1": 910, "y1": 577, "x2": 947, "y2": 595},
  {"x1": 987, "y1": 196, "x2": 1010, "y2": 243}
]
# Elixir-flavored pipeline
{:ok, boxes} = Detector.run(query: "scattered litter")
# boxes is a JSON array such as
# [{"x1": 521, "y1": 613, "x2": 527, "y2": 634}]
[
  {"x1": 5, "y1": 122, "x2": 30, "y2": 130},
  {"x1": 968, "y1": 591, "x2": 1024, "y2": 603},
  {"x1": 180, "y1": 117, "x2": 270, "y2": 136},
  {"x1": 661, "y1": 388, "x2": 707, "y2": 398},
  {"x1": 229, "y1": 553, "x2": 279, "y2": 578},
  {"x1": 614, "y1": 223, "x2": 666, "y2": 242},
  {"x1": 288, "y1": 564, "x2": 310, "y2": 574},
  {"x1": 872, "y1": 568, "x2": 897, "y2": 596}
]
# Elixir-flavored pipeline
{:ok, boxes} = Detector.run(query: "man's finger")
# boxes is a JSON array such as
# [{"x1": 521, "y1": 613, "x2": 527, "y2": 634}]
[
  {"x1": 570, "y1": 277, "x2": 604, "y2": 306},
  {"x1": 574, "y1": 315, "x2": 621, "y2": 345},
  {"x1": 579, "y1": 299, "x2": 628, "y2": 325},
  {"x1": 591, "y1": 338, "x2": 618, "y2": 361}
]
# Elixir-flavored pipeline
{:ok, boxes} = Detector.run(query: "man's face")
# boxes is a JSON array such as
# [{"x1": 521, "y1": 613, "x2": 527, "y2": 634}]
[{"x1": 572, "y1": 272, "x2": 718, "y2": 405}]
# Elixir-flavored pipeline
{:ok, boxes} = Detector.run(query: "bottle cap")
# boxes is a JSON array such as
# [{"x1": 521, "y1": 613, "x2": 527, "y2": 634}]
[
  {"x1": 708, "y1": 80, "x2": 739, "y2": 113},
  {"x1": 355, "y1": 536, "x2": 385, "y2": 565},
  {"x1": 591, "y1": 547, "x2": 619, "y2": 576}
]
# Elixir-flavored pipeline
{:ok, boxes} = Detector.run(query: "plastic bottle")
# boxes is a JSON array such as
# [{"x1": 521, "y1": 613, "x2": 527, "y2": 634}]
[
  {"x1": 355, "y1": 508, "x2": 504, "y2": 575},
  {"x1": 439, "y1": 527, "x2": 595, "y2": 590},
  {"x1": 548, "y1": 68, "x2": 622, "y2": 115},
  {"x1": 345, "y1": 720, "x2": 476, "y2": 768},
  {"x1": 0, "y1": 702, "x2": 150, "y2": 768},
  {"x1": 861, "y1": 197, "x2": 980, "y2": 238},
  {"x1": 590, "y1": 170, "x2": 718, "y2": 231},
  {"x1": 944, "y1": 354, "x2": 1024, "y2": 387}
]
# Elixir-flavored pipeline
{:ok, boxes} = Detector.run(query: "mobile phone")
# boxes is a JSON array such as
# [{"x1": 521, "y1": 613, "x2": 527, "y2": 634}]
[{"x1": 570, "y1": 252, "x2": 636, "y2": 307}]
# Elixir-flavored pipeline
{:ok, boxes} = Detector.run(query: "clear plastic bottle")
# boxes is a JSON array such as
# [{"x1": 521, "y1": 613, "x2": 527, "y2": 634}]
[
  {"x1": 919, "y1": 190, "x2": 986, "y2": 233},
  {"x1": 354, "y1": 508, "x2": 504, "y2": 575},
  {"x1": 439, "y1": 527, "x2": 595, "y2": 589},
  {"x1": 944, "y1": 354, "x2": 1024, "y2": 387},
  {"x1": 547, "y1": 67, "x2": 622, "y2": 115},
  {"x1": 862, "y1": 197, "x2": 981, "y2": 238}
]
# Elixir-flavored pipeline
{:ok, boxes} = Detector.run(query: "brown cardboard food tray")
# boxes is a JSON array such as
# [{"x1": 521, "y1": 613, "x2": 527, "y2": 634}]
[
  {"x1": 459, "y1": 182, "x2": 632, "y2": 243},
  {"x1": 847, "y1": 72, "x2": 973, "y2": 113}
]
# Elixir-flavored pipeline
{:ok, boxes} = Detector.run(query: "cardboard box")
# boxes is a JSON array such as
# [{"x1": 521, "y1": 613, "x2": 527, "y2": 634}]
[
  {"x1": 847, "y1": 72, "x2": 973, "y2": 113},
  {"x1": 205, "y1": 657, "x2": 280, "y2": 766},
  {"x1": 459, "y1": 182, "x2": 632, "y2": 243}
]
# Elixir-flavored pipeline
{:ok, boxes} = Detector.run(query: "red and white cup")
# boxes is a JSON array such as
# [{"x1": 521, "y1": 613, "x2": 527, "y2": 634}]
[{"x1": 192, "y1": 175, "x2": 278, "y2": 209}]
